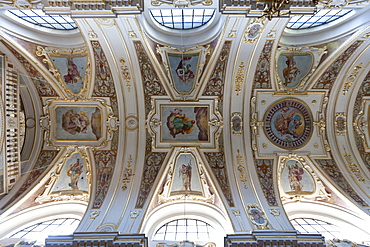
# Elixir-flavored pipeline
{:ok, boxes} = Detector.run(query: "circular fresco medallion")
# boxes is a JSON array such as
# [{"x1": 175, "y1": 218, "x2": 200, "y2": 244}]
[{"x1": 264, "y1": 99, "x2": 312, "y2": 149}]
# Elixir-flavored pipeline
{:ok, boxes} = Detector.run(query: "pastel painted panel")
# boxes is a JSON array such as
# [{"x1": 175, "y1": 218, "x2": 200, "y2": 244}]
[
  {"x1": 55, "y1": 106, "x2": 101, "y2": 141},
  {"x1": 52, "y1": 56, "x2": 87, "y2": 94},
  {"x1": 162, "y1": 106, "x2": 208, "y2": 142},
  {"x1": 53, "y1": 153, "x2": 88, "y2": 192}
]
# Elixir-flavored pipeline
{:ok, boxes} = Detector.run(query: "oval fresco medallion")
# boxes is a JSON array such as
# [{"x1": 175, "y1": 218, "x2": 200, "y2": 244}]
[{"x1": 264, "y1": 99, "x2": 312, "y2": 149}]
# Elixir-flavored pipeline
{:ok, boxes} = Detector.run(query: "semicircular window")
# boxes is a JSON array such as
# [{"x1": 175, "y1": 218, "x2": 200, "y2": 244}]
[
  {"x1": 150, "y1": 8, "x2": 215, "y2": 30},
  {"x1": 153, "y1": 218, "x2": 216, "y2": 241},
  {"x1": 291, "y1": 218, "x2": 341, "y2": 240},
  {"x1": 8, "y1": 9, "x2": 77, "y2": 30},
  {"x1": 9, "y1": 218, "x2": 80, "y2": 244},
  {"x1": 287, "y1": 9, "x2": 353, "y2": 30}
]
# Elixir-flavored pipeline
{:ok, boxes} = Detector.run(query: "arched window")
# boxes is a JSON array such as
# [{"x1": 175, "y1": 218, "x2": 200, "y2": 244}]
[
  {"x1": 7, "y1": 9, "x2": 77, "y2": 30},
  {"x1": 153, "y1": 219, "x2": 216, "y2": 242},
  {"x1": 9, "y1": 218, "x2": 80, "y2": 244},
  {"x1": 150, "y1": 8, "x2": 215, "y2": 30},
  {"x1": 291, "y1": 218, "x2": 341, "y2": 240},
  {"x1": 287, "y1": 9, "x2": 353, "y2": 29}
]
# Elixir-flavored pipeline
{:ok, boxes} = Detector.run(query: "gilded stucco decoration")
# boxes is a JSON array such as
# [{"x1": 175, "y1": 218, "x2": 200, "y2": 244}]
[
  {"x1": 254, "y1": 159, "x2": 278, "y2": 206},
  {"x1": 315, "y1": 159, "x2": 368, "y2": 207},
  {"x1": 244, "y1": 20, "x2": 264, "y2": 44},
  {"x1": 231, "y1": 113, "x2": 242, "y2": 135},
  {"x1": 151, "y1": 0, "x2": 212, "y2": 7},
  {"x1": 335, "y1": 112, "x2": 346, "y2": 135},
  {"x1": 134, "y1": 40, "x2": 168, "y2": 209},
  {"x1": 234, "y1": 62, "x2": 244, "y2": 96},
  {"x1": 122, "y1": 155, "x2": 134, "y2": 191},
  {"x1": 90, "y1": 41, "x2": 120, "y2": 209},
  {"x1": 343, "y1": 63, "x2": 362, "y2": 95},
  {"x1": 275, "y1": 46, "x2": 326, "y2": 92},
  {"x1": 313, "y1": 41, "x2": 363, "y2": 89},
  {"x1": 343, "y1": 151, "x2": 366, "y2": 182},
  {"x1": 252, "y1": 40, "x2": 274, "y2": 89},
  {"x1": 354, "y1": 99, "x2": 370, "y2": 152},
  {"x1": 353, "y1": 69, "x2": 370, "y2": 172},
  {"x1": 247, "y1": 204, "x2": 270, "y2": 230},
  {"x1": 236, "y1": 149, "x2": 248, "y2": 189}
]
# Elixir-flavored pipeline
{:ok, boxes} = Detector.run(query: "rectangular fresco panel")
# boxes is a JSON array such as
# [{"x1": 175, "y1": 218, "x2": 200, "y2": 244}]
[
  {"x1": 161, "y1": 106, "x2": 209, "y2": 142},
  {"x1": 55, "y1": 106, "x2": 101, "y2": 141}
]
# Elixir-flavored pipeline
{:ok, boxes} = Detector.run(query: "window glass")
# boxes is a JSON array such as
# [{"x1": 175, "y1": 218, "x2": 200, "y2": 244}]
[
  {"x1": 8, "y1": 9, "x2": 77, "y2": 30},
  {"x1": 287, "y1": 9, "x2": 353, "y2": 29},
  {"x1": 9, "y1": 218, "x2": 80, "y2": 243},
  {"x1": 291, "y1": 218, "x2": 341, "y2": 240},
  {"x1": 153, "y1": 219, "x2": 216, "y2": 241},
  {"x1": 150, "y1": 8, "x2": 215, "y2": 30}
]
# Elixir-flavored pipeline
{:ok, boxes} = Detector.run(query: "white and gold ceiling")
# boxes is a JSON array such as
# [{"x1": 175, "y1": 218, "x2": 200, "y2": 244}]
[{"x1": 1, "y1": 0, "x2": 370, "y2": 245}]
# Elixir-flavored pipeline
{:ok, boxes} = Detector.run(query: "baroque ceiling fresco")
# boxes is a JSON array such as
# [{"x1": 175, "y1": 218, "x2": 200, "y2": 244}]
[{"x1": 1, "y1": 0, "x2": 370, "y2": 245}]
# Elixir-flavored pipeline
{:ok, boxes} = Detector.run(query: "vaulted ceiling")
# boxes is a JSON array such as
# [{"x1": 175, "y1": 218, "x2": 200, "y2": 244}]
[{"x1": 1, "y1": 1, "x2": 370, "y2": 244}]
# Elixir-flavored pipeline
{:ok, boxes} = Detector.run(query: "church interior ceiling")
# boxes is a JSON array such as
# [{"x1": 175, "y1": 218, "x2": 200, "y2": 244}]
[{"x1": 1, "y1": 0, "x2": 370, "y2": 244}]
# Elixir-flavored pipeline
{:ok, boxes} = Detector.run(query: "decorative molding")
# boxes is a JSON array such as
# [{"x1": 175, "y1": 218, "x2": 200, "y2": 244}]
[
  {"x1": 343, "y1": 150, "x2": 365, "y2": 182},
  {"x1": 247, "y1": 204, "x2": 270, "y2": 230},
  {"x1": 151, "y1": 0, "x2": 212, "y2": 7},
  {"x1": 335, "y1": 112, "x2": 346, "y2": 135},
  {"x1": 343, "y1": 63, "x2": 362, "y2": 95},
  {"x1": 119, "y1": 58, "x2": 132, "y2": 92},
  {"x1": 235, "y1": 61, "x2": 244, "y2": 96},
  {"x1": 236, "y1": 149, "x2": 248, "y2": 189},
  {"x1": 231, "y1": 112, "x2": 243, "y2": 135},
  {"x1": 244, "y1": 21, "x2": 263, "y2": 44},
  {"x1": 122, "y1": 155, "x2": 134, "y2": 190}
]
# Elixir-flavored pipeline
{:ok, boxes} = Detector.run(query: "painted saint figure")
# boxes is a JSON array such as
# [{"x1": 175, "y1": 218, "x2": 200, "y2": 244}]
[
  {"x1": 176, "y1": 57, "x2": 194, "y2": 83},
  {"x1": 64, "y1": 58, "x2": 83, "y2": 84},
  {"x1": 282, "y1": 56, "x2": 300, "y2": 86},
  {"x1": 62, "y1": 109, "x2": 91, "y2": 135},
  {"x1": 166, "y1": 108, "x2": 196, "y2": 138},
  {"x1": 67, "y1": 158, "x2": 83, "y2": 190},
  {"x1": 179, "y1": 161, "x2": 192, "y2": 191},
  {"x1": 274, "y1": 107, "x2": 302, "y2": 139},
  {"x1": 288, "y1": 162, "x2": 304, "y2": 192}
]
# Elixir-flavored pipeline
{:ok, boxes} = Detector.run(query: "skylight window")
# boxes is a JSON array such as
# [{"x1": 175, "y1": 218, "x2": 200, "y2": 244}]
[
  {"x1": 8, "y1": 9, "x2": 77, "y2": 30},
  {"x1": 153, "y1": 219, "x2": 216, "y2": 241},
  {"x1": 150, "y1": 8, "x2": 215, "y2": 29},
  {"x1": 291, "y1": 218, "x2": 341, "y2": 240},
  {"x1": 287, "y1": 9, "x2": 353, "y2": 29},
  {"x1": 9, "y1": 218, "x2": 80, "y2": 244}
]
